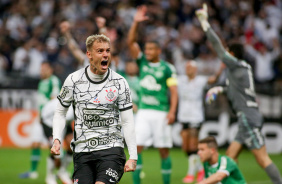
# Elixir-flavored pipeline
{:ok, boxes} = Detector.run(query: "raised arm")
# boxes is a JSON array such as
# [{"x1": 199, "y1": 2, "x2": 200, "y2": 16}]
[
  {"x1": 196, "y1": 4, "x2": 239, "y2": 68},
  {"x1": 60, "y1": 21, "x2": 85, "y2": 65},
  {"x1": 127, "y1": 5, "x2": 149, "y2": 59}
]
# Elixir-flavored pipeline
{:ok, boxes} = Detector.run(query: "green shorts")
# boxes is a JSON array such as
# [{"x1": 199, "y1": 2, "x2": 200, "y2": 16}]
[{"x1": 234, "y1": 113, "x2": 265, "y2": 150}]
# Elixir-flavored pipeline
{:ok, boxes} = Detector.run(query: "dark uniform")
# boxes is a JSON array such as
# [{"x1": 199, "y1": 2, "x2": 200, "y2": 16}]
[{"x1": 206, "y1": 28, "x2": 264, "y2": 149}]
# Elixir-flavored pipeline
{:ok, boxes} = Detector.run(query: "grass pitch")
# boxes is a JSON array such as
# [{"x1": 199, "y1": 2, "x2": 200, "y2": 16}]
[{"x1": 0, "y1": 147, "x2": 281, "y2": 184}]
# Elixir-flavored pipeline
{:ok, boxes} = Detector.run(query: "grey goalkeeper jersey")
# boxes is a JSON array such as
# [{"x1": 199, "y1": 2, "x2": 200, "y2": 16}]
[{"x1": 206, "y1": 28, "x2": 263, "y2": 127}]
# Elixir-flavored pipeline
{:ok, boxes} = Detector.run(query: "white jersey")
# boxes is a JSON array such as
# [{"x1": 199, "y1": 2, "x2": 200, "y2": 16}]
[
  {"x1": 57, "y1": 67, "x2": 132, "y2": 153},
  {"x1": 41, "y1": 98, "x2": 74, "y2": 127},
  {"x1": 177, "y1": 75, "x2": 208, "y2": 123}
]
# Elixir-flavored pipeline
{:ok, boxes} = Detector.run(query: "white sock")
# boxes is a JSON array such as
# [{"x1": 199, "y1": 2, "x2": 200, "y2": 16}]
[
  {"x1": 188, "y1": 154, "x2": 198, "y2": 176},
  {"x1": 46, "y1": 157, "x2": 55, "y2": 176},
  {"x1": 196, "y1": 155, "x2": 203, "y2": 171}
]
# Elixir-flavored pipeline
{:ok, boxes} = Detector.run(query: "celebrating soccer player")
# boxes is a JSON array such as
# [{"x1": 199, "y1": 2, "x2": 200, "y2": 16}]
[
  {"x1": 51, "y1": 34, "x2": 137, "y2": 184},
  {"x1": 196, "y1": 4, "x2": 282, "y2": 184},
  {"x1": 127, "y1": 5, "x2": 178, "y2": 184}
]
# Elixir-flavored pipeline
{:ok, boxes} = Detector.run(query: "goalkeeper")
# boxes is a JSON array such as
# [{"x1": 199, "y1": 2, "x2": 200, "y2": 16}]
[{"x1": 196, "y1": 4, "x2": 282, "y2": 184}]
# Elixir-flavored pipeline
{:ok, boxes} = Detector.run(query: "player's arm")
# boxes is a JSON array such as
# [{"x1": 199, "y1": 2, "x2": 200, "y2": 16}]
[
  {"x1": 51, "y1": 99, "x2": 69, "y2": 155},
  {"x1": 127, "y1": 5, "x2": 149, "y2": 59},
  {"x1": 196, "y1": 4, "x2": 239, "y2": 68},
  {"x1": 166, "y1": 67, "x2": 178, "y2": 124},
  {"x1": 196, "y1": 171, "x2": 227, "y2": 184},
  {"x1": 120, "y1": 108, "x2": 137, "y2": 172},
  {"x1": 207, "y1": 62, "x2": 225, "y2": 85},
  {"x1": 60, "y1": 21, "x2": 85, "y2": 65}
]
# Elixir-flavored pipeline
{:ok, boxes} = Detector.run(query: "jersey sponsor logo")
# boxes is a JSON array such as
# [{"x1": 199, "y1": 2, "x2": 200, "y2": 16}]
[
  {"x1": 82, "y1": 109, "x2": 114, "y2": 128},
  {"x1": 105, "y1": 88, "x2": 117, "y2": 102},
  {"x1": 59, "y1": 87, "x2": 69, "y2": 99},
  {"x1": 141, "y1": 96, "x2": 160, "y2": 105},
  {"x1": 140, "y1": 75, "x2": 161, "y2": 91},
  {"x1": 89, "y1": 135, "x2": 120, "y2": 148},
  {"x1": 93, "y1": 96, "x2": 100, "y2": 103},
  {"x1": 106, "y1": 168, "x2": 119, "y2": 181}
]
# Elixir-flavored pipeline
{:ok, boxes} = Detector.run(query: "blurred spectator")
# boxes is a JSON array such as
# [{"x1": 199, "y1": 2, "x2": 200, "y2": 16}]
[{"x1": 0, "y1": 0, "x2": 280, "y2": 94}]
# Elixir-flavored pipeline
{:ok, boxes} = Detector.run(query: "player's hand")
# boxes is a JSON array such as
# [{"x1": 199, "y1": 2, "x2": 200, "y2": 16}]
[
  {"x1": 50, "y1": 139, "x2": 61, "y2": 155},
  {"x1": 205, "y1": 86, "x2": 223, "y2": 104},
  {"x1": 195, "y1": 4, "x2": 210, "y2": 32},
  {"x1": 60, "y1": 21, "x2": 71, "y2": 34},
  {"x1": 166, "y1": 111, "x2": 175, "y2": 125},
  {"x1": 134, "y1": 5, "x2": 149, "y2": 23},
  {"x1": 124, "y1": 159, "x2": 137, "y2": 172}
]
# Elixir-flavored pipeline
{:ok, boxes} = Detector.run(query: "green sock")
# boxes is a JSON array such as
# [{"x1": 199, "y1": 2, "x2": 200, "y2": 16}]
[
  {"x1": 161, "y1": 156, "x2": 172, "y2": 184},
  {"x1": 132, "y1": 153, "x2": 142, "y2": 184},
  {"x1": 31, "y1": 148, "x2": 41, "y2": 172}
]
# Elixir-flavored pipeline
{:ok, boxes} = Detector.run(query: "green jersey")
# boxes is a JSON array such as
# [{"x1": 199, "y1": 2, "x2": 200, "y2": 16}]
[
  {"x1": 136, "y1": 54, "x2": 177, "y2": 112},
  {"x1": 204, "y1": 155, "x2": 246, "y2": 184},
  {"x1": 119, "y1": 71, "x2": 140, "y2": 107},
  {"x1": 37, "y1": 75, "x2": 61, "y2": 112}
]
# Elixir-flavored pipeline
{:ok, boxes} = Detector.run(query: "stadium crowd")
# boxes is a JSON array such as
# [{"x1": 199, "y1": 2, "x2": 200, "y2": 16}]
[{"x1": 0, "y1": 0, "x2": 281, "y2": 95}]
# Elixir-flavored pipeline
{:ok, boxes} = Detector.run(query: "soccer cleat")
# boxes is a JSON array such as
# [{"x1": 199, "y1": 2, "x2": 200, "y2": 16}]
[
  {"x1": 197, "y1": 169, "x2": 205, "y2": 182},
  {"x1": 19, "y1": 171, "x2": 38, "y2": 179},
  {"x1": 57, "y1": 169, "x2": 73, "y2": 184},
  {"x1": 45, "y1": 173, "x2": 57, "y2": 184},
  {"x1": 182, "y1": 175, "x2": 194, "y2": 183}
]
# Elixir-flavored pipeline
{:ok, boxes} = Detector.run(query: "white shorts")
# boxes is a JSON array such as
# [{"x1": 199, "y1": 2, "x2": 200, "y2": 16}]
[
  {"x1": 31, "y1": 121, "x2": 48, "y2": 144},
  {"x1": 135, "y1": 109, "x2": 172, "y2": 148}
]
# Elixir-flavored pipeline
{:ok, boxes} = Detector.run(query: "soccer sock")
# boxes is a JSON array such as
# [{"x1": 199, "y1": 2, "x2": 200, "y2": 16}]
[
  {"x1": 161, "y1": 156, "x2": 172, "y2": 184},
  {"x1": 132, "y1": 153, "x2": 142, "y2": 184},
  {"x1": 196, "y1": 154, "x2": 203, "y2": 171},
  {"x1": 187, "y1": 154, "x2": 197, "y2": 176},
  {"x1": 265, "y1": 163, "x2": 282, "y2": 184},
  {"x1": 31, "y1": 148, "x2": 41, "y2": 172},
  {"x1": 46, "y1": 156, "x2": 55, "y2": 176}
]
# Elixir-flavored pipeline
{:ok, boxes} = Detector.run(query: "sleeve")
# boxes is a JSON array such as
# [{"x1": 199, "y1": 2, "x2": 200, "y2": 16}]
[
  {"x1": 218, "y1": 156, "x2": 236, "y2": 176},
  {"x1": 118, "y1": 78, "x2": 133, "y2": 111},
  {"x1": 206, "y1": 27, "x2": 240, "y2": 69},
  {"x1": 65, "y1": 106, "x2": 74, "y2": 123},
  {"x1": 135, "y1": 52, "x2": 145, "y2": 66},
  {"x1": 120, "y1": 108, "x2": 137, "y2": 160},
  {"x1": 57, "y1": 75, "x2": 74, "y2": 108},
  {"x1": 53, "y1": 99, "x2": 69, "y2": 142},
  {"x1": 166, "y1": 64, "x2": 178, "y2": 87},
  {"x1": 50, "y1": 76, "x2": 61, "y2": 99}
]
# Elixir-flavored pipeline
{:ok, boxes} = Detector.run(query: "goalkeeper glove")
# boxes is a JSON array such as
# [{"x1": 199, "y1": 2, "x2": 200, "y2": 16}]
[
  {"x1": 205, "y1": 86, "x2": 223, "y2": 104},
  {"x1": 195, "y1": 3, "x2": 210, "y2": 32}
]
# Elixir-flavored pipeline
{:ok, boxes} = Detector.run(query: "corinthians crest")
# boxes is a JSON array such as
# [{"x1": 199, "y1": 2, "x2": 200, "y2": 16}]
[{"x1": 105, "y1": 88, "x2": 117, "y2": 102}]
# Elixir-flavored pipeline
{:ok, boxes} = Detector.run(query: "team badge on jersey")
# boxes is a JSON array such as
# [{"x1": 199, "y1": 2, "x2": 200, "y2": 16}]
[
  {"x1": 74, "y1": 179, "x2": 79, "y2": 184},
  {"x1": 105, "y1": 88, "x2": 117, "y2": 102}
]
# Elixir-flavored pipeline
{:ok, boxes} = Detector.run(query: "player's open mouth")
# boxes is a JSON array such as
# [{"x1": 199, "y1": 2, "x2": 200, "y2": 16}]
[{"x1": 101, "y1": 60, "x2": 108, "y2": 69}]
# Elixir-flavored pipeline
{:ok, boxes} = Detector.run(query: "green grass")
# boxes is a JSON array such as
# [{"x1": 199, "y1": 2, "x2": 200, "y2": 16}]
[{"x1": 0, "y1": 147, "x2": 281, "y2": 184}]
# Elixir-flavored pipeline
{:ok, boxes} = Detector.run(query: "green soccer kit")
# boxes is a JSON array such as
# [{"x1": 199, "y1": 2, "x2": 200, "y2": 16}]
[
  {"x1": 37, "y1": 75, "x2": 61, "y2": 113},
  {"x1": 136, "y1": 54, "x2": 177, "y2": 112},
  {"x1": 203, "y1": 155, "x2": 246, "y2": 184}
]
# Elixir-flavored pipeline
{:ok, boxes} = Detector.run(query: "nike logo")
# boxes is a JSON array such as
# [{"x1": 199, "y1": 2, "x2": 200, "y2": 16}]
[
  {"x1": 79, "y1": 93, "x2": 88, "y2": 98},
  {"x1": 109, "y1": 179, "x2": 115, "y2": 183}
]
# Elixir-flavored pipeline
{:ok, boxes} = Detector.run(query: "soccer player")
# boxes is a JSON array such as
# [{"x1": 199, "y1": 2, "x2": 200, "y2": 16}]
[
  {"x1": 178, "y1": 60, "x2": 224, "y2": 183},
  {"x1": 20, "y1": 61, "x2": 61, "y2": 179},
  {"x1": 127, "y1": 5, "x2": 178, "y2": 184},
  {"x1": 51, "y1": 34, "x2": 137, "y2": 184},
  {"x1": 41, "y1": 98, "x2": 73, "y2": 184},
  {"x1": 196, "y1": 4, "x2": 282, "y2": 184},
  {"x1": 197, "y1": 136, "x2": 246, "y2": 184}
]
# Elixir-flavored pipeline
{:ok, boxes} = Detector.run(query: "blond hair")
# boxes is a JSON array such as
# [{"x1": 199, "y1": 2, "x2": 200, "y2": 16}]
[{"x1": 85, "y1": 34, "x2": 110, "y2": 51}]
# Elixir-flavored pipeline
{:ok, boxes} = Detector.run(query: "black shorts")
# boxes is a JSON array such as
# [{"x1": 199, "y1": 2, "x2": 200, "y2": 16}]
[
  {"x1": 42, "y1": 121, "x2": 73, "y2": 146},
  {"x1": 73, "y1": 147, "x2": 126, "y2": 184},
  {"x1": 182, "y1": 122, "x2": 202, "y2": 130}
]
